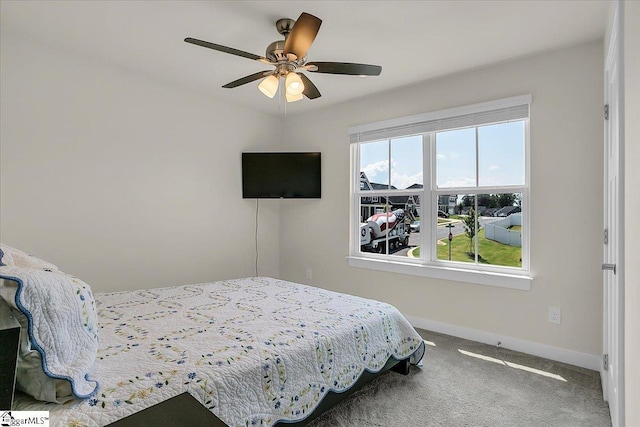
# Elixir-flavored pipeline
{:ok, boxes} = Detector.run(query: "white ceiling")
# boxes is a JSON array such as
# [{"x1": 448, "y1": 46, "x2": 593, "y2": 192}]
[{"x1": 1, "y1": 1, "x2": 609, "y2": 116}]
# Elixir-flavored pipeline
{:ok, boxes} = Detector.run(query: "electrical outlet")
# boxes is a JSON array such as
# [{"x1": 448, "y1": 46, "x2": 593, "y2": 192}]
[
  {"x1": 306, "y1": 268, "x2": 312, "y2": 280},
  {"x1": 548, "y1": 306, "x2": 561, "y2": 324}
]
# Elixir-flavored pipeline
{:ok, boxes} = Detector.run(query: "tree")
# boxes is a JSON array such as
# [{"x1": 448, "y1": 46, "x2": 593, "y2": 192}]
[
  {"x1": 461, "y1": 195, "x2": 475, "y2": 207},
  {"x1": 497, "y1": 193, "x2": 516, "y2": 208},
  {"x1": 462, "y1": 208, "x2": 481, "y2": 254},
  {"x1": 477, "y1": 194, "x2": 497, "y2": 208},
  {"x1": 513, "y1": 193, "x2": 522, "y2": 207}
]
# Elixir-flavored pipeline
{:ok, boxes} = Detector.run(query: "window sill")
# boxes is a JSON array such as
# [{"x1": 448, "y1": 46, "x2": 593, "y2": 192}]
[{"x1": 346, "y1": 256, "x2": 532, "y2": 290}]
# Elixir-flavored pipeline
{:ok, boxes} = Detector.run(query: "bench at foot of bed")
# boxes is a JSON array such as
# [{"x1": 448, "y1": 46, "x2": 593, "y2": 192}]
[{"x1": 106, "y1": 392, "x2": 227, "y2": 427}]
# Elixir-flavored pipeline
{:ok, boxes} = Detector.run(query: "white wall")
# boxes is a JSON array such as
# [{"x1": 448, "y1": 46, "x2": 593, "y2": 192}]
[
  {"x1": 279, "y1": 41, "x2": 604, "y2": 356},
  {"x1": 0, "y1": 32, "x2": 611, "y2": 362},
  {"x1": 0, "y1": 35, "x2": 281, "y2": 292},
  {"x1": 624, "y1": 1, "x2": 640, "y2": 424}
]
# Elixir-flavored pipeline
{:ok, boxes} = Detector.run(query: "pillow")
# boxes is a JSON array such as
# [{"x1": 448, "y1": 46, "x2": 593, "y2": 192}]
[
  {"x1": 0, "y1": 262, "x2": 99, "y2": 403},
  {"x1": 0, "y1": 243, "x2": 58, "y2": 271}
]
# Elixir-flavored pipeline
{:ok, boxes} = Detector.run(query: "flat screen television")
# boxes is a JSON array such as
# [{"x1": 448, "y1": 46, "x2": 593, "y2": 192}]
[{"x1": 242, "y1": 152, "x2": 321, "y2": 199}]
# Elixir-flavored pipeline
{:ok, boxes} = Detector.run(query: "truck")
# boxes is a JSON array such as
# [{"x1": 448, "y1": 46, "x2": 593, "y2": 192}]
[{"x1": 360, "y1": 208, "x2": 411, "y2": 253}]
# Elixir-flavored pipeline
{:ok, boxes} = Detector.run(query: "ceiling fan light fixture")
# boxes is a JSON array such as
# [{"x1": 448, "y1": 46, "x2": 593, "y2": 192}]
[
  {"x1": 285, "y1": 72, "x2": 304, "y2": 96},
  {"x1": 286, "y1": 91, "x2": 304, "y2": 103},
  {"x1": 258, "y1": 75, "x2": 279, "y2": 98},
  {"x1": 186, "y1": 12, "x2": 381, "y2": 105}
]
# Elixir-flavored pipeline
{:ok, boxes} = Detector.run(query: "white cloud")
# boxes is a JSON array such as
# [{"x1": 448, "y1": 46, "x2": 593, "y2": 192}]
[
  {"x1": 363, "y1": 158, "x2": 423, "y2": 189},
  {"x1": 362, "y1": 160, "x2": 388, "y2": 181},
  {"x1": 437, "y1": 154, "x2": 446, "y2": 160},
  {"x1": 392, "y1": 171, "x2": 423, "y2": 189},
  {"x1": 439, "y1": 176, "x2": 476, "y2": 188},
  {"x1": 488, "y1": 165, "x2": 500, "y2": 171}
]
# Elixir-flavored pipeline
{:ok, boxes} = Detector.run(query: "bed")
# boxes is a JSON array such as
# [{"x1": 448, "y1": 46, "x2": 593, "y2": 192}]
[{"x1": 0, "y1": 244, "x2": 425, "y2": 427}]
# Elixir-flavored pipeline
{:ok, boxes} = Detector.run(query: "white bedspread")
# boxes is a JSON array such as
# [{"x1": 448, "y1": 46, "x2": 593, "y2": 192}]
[{"x1": 13, "y1": 277, "x2": 425, "y2": 426}]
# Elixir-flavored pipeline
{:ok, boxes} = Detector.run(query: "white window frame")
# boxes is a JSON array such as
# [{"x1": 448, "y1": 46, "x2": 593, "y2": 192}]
[{"x1": 347, "y1": 96, "x2": 532, "y2": 290}]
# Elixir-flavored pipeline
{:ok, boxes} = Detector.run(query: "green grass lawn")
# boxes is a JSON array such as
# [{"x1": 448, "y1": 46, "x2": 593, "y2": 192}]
[{"x1": 413, "y1": 229, "x2": 521, "y2": 267}]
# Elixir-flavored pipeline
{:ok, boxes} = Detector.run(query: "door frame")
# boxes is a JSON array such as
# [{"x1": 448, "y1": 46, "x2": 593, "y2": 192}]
[{"x1": 602, "y1": 2, "x2": 625, "y2": 426}]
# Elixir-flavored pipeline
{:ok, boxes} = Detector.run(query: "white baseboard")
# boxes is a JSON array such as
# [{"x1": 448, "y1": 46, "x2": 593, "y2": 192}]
[{"x1": 405, "y1": 315, "x2": 601, "y2": 371}]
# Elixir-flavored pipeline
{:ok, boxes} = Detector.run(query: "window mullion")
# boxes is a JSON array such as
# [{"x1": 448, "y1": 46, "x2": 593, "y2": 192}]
[
  {"x1": 356, "y1": 189, "x2": 420, "y2": 196},
  {"x1": 474, "y1": 194, "x2": 479, "y2": 265},
  {"x1": 352, "y1": 143, "x2": 361, "y2": 256},
  {"x1": 427, "y1": 132, "x2": 435, "y2": 263},
  {"x1": 474, "y1": 127, "x2": 479, "y2": 265},
  {"x1": 387, "y1": 139, "x2": 391, "y2": 190},
  {"x1": 386, "y1": 139, "x2": 391, "y2": 253}
]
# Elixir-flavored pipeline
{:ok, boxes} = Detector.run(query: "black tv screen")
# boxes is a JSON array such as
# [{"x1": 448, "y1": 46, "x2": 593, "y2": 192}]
[{"x1": 242, "y1": 152, "x2": 321, "y2": 199}]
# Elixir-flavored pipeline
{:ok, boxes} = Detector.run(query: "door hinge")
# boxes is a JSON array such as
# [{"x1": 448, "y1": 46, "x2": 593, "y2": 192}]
[
  {"x1": 604, "y1": 228, "x2": 609, "y2": 245},
  {"x1": 604, "y1": 104, "x2": 609, "y2": 120},
  {"x1": 603, "y1": 354, "x2": 609, "y2": 371}
]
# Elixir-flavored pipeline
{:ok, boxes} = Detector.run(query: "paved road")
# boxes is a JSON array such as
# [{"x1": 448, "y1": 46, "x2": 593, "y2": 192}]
[
  {"x1": 405, "y1": 220, "x2": 464, "y2": 244},
  {"x1": 372, "y1": 216, "x2": 503, "y2": 257},
  {"x1": 392, "y1": 217, "x2": 503, "y2": 256},
  {"x1": 436, "y1": 221, "x2": 464, "y2": 240},
  {"x1": 436, "y1": 217, "x2": 502, "y2": 240}
]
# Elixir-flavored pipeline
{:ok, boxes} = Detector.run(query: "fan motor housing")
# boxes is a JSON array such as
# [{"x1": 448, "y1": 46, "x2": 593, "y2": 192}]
[
  {"x1": 275, "y1": 18, "x2": 295, "y2": 36},
  {"x1": 266, "y1": 40, "x2": 286, "y2": 62}
]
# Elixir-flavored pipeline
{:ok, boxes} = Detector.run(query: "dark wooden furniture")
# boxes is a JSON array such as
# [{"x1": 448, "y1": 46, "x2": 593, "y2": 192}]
[
  {"x1": 0, "y1": 297, "x2": 21, "y2": 410},
  {"x1": 106, "y1": 392, "x2": 227, "y2": 427}
]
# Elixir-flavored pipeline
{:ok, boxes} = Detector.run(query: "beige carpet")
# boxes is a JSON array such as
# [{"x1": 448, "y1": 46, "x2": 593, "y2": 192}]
[{"x1": 308, "y1": 329, "x2": 611, "y2": 427}]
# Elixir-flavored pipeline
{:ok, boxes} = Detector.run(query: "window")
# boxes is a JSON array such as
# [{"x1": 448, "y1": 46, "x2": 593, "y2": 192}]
[{"x1": 348, "y1": 96, "x2": 531, "y2": 289}]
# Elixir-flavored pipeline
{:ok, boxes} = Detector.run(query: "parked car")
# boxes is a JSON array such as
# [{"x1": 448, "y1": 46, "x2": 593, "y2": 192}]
[
  {"x1": 410, "y1": 221, "x2": 421, "y2": 232},
  {"x1": 438, "y1": 210, "x2": 450, "y2": 218}
]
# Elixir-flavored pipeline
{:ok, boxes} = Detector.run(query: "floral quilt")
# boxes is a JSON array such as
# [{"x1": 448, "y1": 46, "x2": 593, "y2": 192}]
[{"x1": 13, "y1": 277, "x2": 425, "y2": 426}]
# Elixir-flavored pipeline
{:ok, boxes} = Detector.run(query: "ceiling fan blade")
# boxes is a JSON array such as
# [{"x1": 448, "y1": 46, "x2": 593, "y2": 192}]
[
  {"x1": 299, "y1": 73, "x2": 321, "y2": 99},
  {"x1": 222, "y1": 71, "x2": 272, "y2": 88},
  {"x1": 185, "y1": 37, "x2": 270, "y2": 62},
  {"x1": 307, "y1": 62, "x2": 382, "y2": 76},
  {"x1": 283, "y1": 12, "x2": 322, "y2": 59}
]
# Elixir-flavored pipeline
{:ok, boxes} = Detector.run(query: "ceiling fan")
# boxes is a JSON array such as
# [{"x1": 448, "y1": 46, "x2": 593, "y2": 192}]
[{"x1": 185, "y1": 12, "x2": 382, "y2": 103}]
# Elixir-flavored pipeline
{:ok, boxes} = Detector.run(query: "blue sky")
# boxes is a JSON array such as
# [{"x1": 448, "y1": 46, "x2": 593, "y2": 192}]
[
  {"x1": 360, "y1": 135, "x2": 423, "y2": 189},
  {"x1": 360, "y1": 121, "x2": 525, "y2": 190}
]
